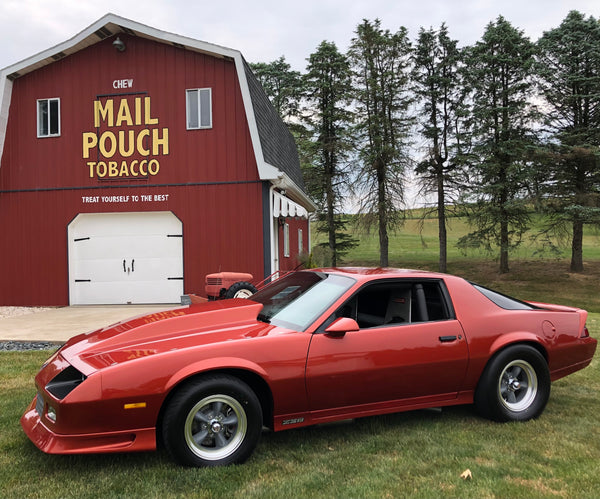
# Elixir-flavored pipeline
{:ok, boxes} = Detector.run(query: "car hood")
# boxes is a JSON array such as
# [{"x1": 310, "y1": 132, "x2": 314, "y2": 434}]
[{"x1": 58, "y1": 299, "x2": 272, "y2": 373}]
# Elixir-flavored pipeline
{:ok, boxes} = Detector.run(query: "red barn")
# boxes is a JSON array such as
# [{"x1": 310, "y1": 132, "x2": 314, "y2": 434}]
[{"x1": 0, "y1": 14, "x2": 313, "y2": 306}]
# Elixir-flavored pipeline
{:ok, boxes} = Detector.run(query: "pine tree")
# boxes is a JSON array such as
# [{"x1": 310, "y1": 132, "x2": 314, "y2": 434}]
[
  {"x1": 303, "y1": 41, "x2": 358, "y2": 266},
  {"x1": 460, "y1": 17, "x2": 538, "y2": 273},
  {"x1": 249, "y1": 56, "x2": 303, "y2": 122},
  {"x1": 348, "y1": 19, "x2": 414, "y2": 267},
  {"x1": 536, "y1": 10, "x2": 600, "y2": 272},
  {"x1": 412, "y1": 24, "x2": 463, "y2": 273}
]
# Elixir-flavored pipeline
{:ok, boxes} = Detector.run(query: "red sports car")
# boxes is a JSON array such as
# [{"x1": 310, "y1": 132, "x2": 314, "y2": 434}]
[{"x1": 21, "y1": 268, "x2": 597, "y2": 467}]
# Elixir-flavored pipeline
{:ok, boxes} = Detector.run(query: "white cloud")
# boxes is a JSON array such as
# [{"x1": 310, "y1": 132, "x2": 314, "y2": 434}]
[{"x1": 2, "y1": 0, "x2": 599, "y2": 72}]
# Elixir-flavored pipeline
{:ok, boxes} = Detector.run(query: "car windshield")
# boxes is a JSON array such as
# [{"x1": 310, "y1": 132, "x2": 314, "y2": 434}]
[{"x1": 251, "y1": 271, "x2": 356, "y2": 331}]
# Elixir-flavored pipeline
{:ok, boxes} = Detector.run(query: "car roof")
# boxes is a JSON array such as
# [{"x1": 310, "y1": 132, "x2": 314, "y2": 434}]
[{"x1": 311, "y1": 267, "x2": 455, "y2": 284}]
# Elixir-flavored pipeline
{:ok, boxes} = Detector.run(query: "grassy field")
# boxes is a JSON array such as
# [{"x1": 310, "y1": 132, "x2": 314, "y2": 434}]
[
  {"x1": 1, "y1": 317, "x2": 598, "y2": 498},
  {"x1": 312, "y1": 215, "x2": 600, "y2": 313},
  {"x1": 312, "y1": 213, "x2": 600, "y2": 266},
  {"x1": 1, "y1": 217, "x2": 599, "y2": 498}
]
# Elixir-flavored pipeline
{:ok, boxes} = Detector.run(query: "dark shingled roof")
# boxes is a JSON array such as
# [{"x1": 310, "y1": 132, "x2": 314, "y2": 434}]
[{"x1": 243, "y1": 59, "x2": 305, "y2": 191}]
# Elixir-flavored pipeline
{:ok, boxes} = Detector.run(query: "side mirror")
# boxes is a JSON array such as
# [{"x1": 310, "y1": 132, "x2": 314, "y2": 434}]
[{"x1": 325, "y1": 317, "x2": 360, "y2": 337}]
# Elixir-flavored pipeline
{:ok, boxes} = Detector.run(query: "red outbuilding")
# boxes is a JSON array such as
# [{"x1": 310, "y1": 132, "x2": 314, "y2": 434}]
[{"x1": 0, "y1": 14, "x2": 313, "y2": 306}]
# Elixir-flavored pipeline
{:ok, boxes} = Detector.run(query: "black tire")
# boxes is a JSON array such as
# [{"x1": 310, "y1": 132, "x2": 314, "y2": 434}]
[
  {"x1": 474, "y1": 345, "x2": 550, "y2": 422},
  {"x1": 225, "y1": 281, "x2": 257, "y2": 299},
  {"x1": 162, "y1": 375, "x2": 262, "y2": 467}
]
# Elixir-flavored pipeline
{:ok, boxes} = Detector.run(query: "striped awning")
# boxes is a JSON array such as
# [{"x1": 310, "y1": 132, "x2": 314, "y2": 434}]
[{"x1": 272, "y1": 191, "x2": 308, "y2": 218}]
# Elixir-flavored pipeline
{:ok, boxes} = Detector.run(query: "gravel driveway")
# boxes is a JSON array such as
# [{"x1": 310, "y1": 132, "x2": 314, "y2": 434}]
[
  {"x1": 0, "y1": 306, "x2": 54, "y2": 320},
  {"x1": 0, "y1": 307, "x2": 59, "y2": 350}
]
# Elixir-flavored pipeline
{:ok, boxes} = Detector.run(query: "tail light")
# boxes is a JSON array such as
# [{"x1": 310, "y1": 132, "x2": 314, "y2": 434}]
[{"x1": 581, "y1": 325, "x2": 590, "y2": 338}]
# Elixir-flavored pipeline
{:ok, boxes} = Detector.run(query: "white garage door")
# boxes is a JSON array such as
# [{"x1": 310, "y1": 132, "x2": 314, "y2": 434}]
[{"x1": 68, "y1": 212, "x2": 183, "y2": 305}]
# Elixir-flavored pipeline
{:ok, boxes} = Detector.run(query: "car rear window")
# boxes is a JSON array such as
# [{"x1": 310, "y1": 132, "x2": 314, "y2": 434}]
[{"x1": 471, "y1": 283, "x2": 538, "y2": 310}]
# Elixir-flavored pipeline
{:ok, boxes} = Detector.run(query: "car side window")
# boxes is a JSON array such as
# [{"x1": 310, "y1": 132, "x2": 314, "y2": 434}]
[{"x1": 329, "y1": 280, "x2": 451, "y2": 329}]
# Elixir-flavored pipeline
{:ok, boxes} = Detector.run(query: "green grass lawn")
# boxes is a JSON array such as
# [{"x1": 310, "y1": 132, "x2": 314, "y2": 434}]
[
  {"x1": 312, "y1": 212, "x2": 600, "y2": 264},
  {"x1": 312, "y1": 214, "x2": 600, "y2": 314},
  {"x1": 2, "y1": 217, "x2": 600, "y2": 498},
  {"x1": 1, "y1": 318, "x2": 598, "y2": 498}
]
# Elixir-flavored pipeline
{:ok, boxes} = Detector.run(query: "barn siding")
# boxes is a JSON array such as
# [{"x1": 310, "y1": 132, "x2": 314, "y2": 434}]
[
  {"x1": 0, "y1": 34, "x2": 271, "y2": 306},
  {"x1": 0, "y1": 181, "x2": 265, "y2": 306}
]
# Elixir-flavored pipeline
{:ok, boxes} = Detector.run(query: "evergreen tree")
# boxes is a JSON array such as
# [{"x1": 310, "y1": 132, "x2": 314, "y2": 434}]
[
  {"x1": 303, "y1": 41, "x2": 358, "y2": 266},
  {"x1": 536, "y1": 10, "x2": 600, "y2": 272},
  {"x1": 412, "y1": 24, "x2": 463, "y2": 273},
  {"x1": 249, "y1": 56, "x2": 315, "y2": 214},
  {"x1": 249, "y1": 56, "x2": 303, "y2": 122},
  {"x1": 460, "y1": 17, "x2": 538, "y2": 273},
  {"x1": 348, "y1": 19, "x2": 414, "y2": 267}
]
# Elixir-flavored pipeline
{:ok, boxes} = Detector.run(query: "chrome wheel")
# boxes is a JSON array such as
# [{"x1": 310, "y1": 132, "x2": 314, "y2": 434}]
[
  {"x1": 498, "y1": 359, "x2": 538, "y2": 412},
  {"x1": 475, "y1": 345, "x2": 550, "y2": 422},
  {"x1": 184, "y1": 394, "x2": 247, "y2": 461}
]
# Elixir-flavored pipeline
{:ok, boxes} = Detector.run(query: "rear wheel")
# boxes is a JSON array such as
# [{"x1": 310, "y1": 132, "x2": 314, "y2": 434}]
[
  {"x1": 225, "y1": 282, "x2": 257, "y2": 299},
  {"x1": 475, "y1": 345, "x2": 550, "y2": 422},
  {"x1": 162, "y1": 375, "x2": 262, "y2": 467}
]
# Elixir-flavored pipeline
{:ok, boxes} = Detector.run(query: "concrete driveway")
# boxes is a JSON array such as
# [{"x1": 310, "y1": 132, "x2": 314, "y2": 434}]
[{"x1": 0, "y1": 305, "x2": 184, "y2": 343}]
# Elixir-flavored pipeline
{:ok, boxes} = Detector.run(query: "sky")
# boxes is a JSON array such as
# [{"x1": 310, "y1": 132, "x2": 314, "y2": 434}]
[{"x1": 1, "y1": 0, "x2": 600, "y2": 72}]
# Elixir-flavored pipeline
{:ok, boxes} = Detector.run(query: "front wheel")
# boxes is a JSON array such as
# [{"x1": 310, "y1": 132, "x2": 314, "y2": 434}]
[
  {"x1": 475, "y1": 345, "x2": 550, "y2": 422},
  {"x1": 162, "y1": 375, "x2": 262, "y2": 467}
]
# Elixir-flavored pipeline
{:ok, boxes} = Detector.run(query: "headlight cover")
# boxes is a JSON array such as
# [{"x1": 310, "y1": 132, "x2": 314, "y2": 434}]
[{"x1": 45, "y1": 365, "x2": 87, "y2": 399}]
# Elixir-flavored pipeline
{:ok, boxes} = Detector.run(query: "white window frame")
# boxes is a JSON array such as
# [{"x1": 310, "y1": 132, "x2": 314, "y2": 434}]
[
  {"x1": 298, "y1": 229, "x2": 303, "y2": 254},
  {"x1": 186, "y1": 88, "x2": 212, "y2": 129},
  {"x1": 37, "y1": 98, "x2": 61, "y2": 138},
  {"x1": 283, "y1": 223, "x2": 290, "y2": 258}
]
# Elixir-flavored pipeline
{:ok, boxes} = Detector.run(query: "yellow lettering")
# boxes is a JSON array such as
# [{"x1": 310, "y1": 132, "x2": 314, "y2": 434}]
[
  {"x1": 116, "y1": 99, "x2": 133, "y2": 127},
  {"x1": 152, "y1": 128, "x2": 169, "y2": 155},
  {"x1": 97, "y1": 161, "x2": 107, "y2": 177},
  {"x1": 145, "y1": 97, "x2": 158, "y2": 125},
  {"x1": 137, "y1": 129, "x2": 150, "y2": 156},
  {"x1": 148, "y1": 159, "x2": 160, "y2": 175},
  {"x1": 87, "y1": 161, "x2": 96, "y2": 177},
  {"x1": 94, "y1": 100, "x2": 113, "y2": 127},
  {"x1": 85, "y1": 95, "x2": 167, "y2": 176},
  {"x1": 82, "y1": 133, "x2": 97, "y2": 159},
  {"x1": 108, "y1": 161, "x2": 119, "y2": 177},
  {"x1": 119, "y1": 160, "x2": 129, "y2": 176},
  {"x1": 99, "y1": 131, "x2": 117, "y2": 157},
  {"x1": 135, "y1": 97, "x2": 142, "y2": 126},
  {"x1": 118, "y1": 130, "x2": 135, "y2": 157}
]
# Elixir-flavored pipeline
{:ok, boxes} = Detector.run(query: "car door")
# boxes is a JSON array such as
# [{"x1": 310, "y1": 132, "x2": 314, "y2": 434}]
[{"x1": 305, "y1": 279, "x2": 469, "y2": 413}]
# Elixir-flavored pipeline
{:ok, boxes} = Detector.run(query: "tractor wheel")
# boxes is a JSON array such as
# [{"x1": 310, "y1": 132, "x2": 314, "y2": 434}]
[{"x1": 225, "y1": 281, "x2": 257, "y2": 299}]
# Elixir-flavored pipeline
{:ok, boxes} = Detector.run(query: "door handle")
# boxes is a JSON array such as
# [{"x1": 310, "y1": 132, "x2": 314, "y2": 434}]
[{"x1": 439, "y1": 335, "x2": 457, "y2": 342}]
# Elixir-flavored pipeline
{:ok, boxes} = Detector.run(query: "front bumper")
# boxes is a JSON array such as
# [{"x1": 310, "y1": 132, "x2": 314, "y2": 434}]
[{"x1": 20, "y1": 396, "x2": 157, "y2": 455}]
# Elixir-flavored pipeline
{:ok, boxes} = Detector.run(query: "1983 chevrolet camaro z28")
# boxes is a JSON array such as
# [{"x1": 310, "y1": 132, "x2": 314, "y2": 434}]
[{"x1": 22, "y1": 268, "x2": 597, "y2": 467}]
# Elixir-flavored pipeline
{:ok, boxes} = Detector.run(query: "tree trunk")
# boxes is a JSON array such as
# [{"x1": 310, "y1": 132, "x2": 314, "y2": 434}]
[
  {"x1": 325, "y1": 166, "x2": 336, "y2": 267},
  {"x1": 437, "y1": 169, "x2": 447, "y2": 273},
  {"x1": 377, "y1": 162, "x2": 389, "y2": 267},
  {"x1": 499, "y1": 218, "x2": 510, "y2": 273},
  {"x1": 498, "y1": 161, "x2": 510, "y2": 274},
  {"x1": 571, "y1": 219, "x2": 584, "y2": 272}
]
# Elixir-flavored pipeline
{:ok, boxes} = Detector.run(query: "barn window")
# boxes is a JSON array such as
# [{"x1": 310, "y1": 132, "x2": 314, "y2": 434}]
[
  {"x1": 283, "y1": 223, "x2": 290, "y2": 258},
  {"x1": 186, "y1": 88, "x2": 212, "y2": 129},
  {"x1": 37, "y1": 98, "x2": 60, "y2": 137}
]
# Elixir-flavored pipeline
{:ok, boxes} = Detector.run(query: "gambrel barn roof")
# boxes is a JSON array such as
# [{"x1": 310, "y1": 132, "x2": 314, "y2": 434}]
[{"x1": 0, "y1": 13, "x2": 312, "y2": 208}]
